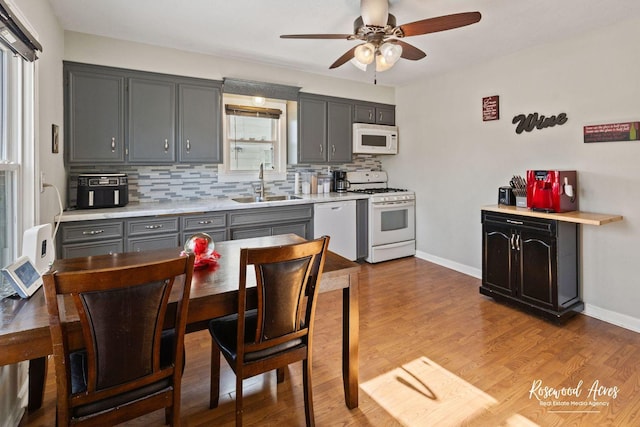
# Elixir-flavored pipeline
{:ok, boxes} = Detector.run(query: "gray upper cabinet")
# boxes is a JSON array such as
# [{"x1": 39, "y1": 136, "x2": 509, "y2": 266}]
[
  {"x1": 65, "y1": 64, "x2": 126, "y2": 164},
  {"x1": 298, "y1": 95, "x2": 353, "y2": 164},
  {"x1": 128, "y1": 77, "x2": 176, "y2": 163},
  {"x1": 178, "y1": 83, "x2": 222, "y2": 163},
  {"x1": 63, "y1": 61, "x2": 223, "y2": 165},
  {"x1": 327, "y1": 101, "x2": 353, "y2": 163},
  {"x1": 298, "y1": 96, "x2": 328, "y2": 163},
  {"x1": 354, "y1": 103, "x2": 396, "y2": 125}
]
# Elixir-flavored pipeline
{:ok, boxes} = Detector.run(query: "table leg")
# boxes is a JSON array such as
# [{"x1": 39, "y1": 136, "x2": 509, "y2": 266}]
[
  {"x1": 342, "y1": 272, "x2": 359, "y2": 409},
  {"x1": 28, "y1": 357, "x2": 47, "y2": 412}
]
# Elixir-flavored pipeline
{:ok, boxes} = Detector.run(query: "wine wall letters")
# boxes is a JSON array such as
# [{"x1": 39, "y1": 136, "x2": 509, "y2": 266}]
[{"x1": 512, "y1": 112, "x2": 568, "y2": 134}]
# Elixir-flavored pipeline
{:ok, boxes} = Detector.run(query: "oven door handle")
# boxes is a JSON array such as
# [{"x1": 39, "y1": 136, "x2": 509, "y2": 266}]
[{"x1": 372, "y1": 200, "x2": 415, "y2": 208}]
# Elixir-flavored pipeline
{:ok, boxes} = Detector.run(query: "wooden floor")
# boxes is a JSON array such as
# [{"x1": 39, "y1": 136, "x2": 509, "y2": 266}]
[{"x1": 19, "y1": 257, "x2": 640, "y2": 426}]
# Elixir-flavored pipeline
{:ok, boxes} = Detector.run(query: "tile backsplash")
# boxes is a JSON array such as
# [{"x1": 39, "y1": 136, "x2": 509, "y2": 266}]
[{"x1": 68, "y1": 155, "x2": 381, "y2": 207}]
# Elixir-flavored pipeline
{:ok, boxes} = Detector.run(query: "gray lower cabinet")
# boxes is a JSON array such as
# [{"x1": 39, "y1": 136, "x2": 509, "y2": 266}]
[
  {"x1": 228, "y1": 205, "x2": 313, "y2": 240},
  {"x1": 57, "y1": 205, "x2": 313, "y2": 259},
  {"x1": 181, "y1": 213, "x2": 227, "y2": 245},
  {"x1": 128, "y1": 77, "x2": 176, "y2": 163},
  {"x1": 356, "y1": 199, "x2": 368, "y2": 260},
  {"x1": 64, "y1": 64, "x2": 126, "y2": 164},
  {"x1": 126, "y1": 217, "x2": 180, "y2": 252},
  {"x1": 58, "y1": 219, "x2": 125, "y2": 259}
]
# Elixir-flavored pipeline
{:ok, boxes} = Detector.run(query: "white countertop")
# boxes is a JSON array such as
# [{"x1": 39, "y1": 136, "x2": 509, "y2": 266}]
[{"x1": 58, "y1": 192, "x2": 368, "y2": 222}]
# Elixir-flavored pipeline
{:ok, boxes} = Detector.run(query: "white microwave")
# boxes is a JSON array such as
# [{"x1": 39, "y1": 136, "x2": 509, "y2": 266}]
[{"x1": 352, "y1": 123, "x2": 398, "y2": 154}]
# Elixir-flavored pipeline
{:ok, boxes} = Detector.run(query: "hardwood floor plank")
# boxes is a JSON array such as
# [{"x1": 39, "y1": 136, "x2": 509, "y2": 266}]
[{"x1": 19, "y1": 257, "x2": 640, "y2": 426}]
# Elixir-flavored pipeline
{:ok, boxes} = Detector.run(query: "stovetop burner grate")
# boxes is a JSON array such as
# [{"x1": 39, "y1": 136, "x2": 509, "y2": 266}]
[{"x1": 349, "y1": 187, "x2": 409, "y2": 195}]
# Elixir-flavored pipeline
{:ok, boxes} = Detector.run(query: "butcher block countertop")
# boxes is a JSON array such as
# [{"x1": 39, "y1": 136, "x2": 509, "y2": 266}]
[{"x1": 482, "y1": 205, "x2": 623, "y2": 226}]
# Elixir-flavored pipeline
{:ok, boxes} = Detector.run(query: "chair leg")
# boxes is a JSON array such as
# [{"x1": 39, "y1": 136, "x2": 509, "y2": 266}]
[
  {"x1": 302, "y1": 358, "x2": 315, "y2": 427},
  {"x1": 235, "y1": 375, "x2": 243, "y2": 427},
  {"x1": 277, "y1": 366, "x2": 285, "y2": 383},
  {"x1": 210, "y1": 342, "x2": 221, "y2": 409}
]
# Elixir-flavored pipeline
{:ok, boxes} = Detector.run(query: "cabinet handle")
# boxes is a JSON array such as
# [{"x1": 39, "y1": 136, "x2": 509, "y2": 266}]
[
  {"x1": 368, "y1": 110, "x2": 373, "y2": 121},
  {"x1": 145, "y1": 224, "x2": 163, "y2": 229},
  {"x1": 331, "y1": 144, "x2": 336, "y2": 154},
  {"x1": 186, "y1": 139, "x2": 191, "y2": 153},
  {"x1": 164, "y1": 139, "x2": 169, "y2": 152},
  {"x1": 110, "y1": 137, "x2": 116, "y2": 152},
  {"x1": 319, "y1": 144, "x2": 323, "y2": 153},
  {"x1": 198, "y1": 220, "x2": 213, "y2": 225},
  {"x1": 510, "y1": 233, "x2": 516, "y2": 250},
  {"x1": 82, "y1": 229, "x2": 104, "y2": 236},
  {"x1": 507, "y1": 219, "x2": 523, "y2": 225},
  {"x1": 379, "y1": 111, "x2": 383, "y2": 122},
  {"x1": 516, "y1": 234, "x2": 521, "y2": 251}
]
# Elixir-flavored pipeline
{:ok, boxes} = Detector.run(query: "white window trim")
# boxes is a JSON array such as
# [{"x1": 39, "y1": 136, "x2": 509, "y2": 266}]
[{"x1": 218, "y1": 94, "x2": 287, "y2": 183}]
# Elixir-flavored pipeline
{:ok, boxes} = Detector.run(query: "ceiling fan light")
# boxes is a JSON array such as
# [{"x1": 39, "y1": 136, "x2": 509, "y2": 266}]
[
  {"x1": 375, "y1": 53, "x2": 394, "y2": 72},
  {"x1": 380, "y1": 42, "x2": 402, "y2": 65},
  {"x1": 350, "y1": 57, "x2": 368, "y2": 72},
  {"x1": 354, "y1": 42, "x2": 375, "y2": 65},
  {"x1": 360, "y1": 0, "x2": 389, "y2": 26}
]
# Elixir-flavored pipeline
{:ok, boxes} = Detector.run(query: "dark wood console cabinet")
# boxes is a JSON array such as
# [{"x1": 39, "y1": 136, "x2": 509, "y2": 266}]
[{"x1": 480, "y1": 210, "x2": 582, "y2": 322}]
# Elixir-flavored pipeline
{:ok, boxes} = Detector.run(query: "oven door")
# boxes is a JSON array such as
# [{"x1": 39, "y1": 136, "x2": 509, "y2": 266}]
[{"x1": 370, "y1": 199, "x2": 415, "y2": 246}]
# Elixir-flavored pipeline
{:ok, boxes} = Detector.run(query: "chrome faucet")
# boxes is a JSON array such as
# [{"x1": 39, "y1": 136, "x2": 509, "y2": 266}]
[{"x1": 256, "y1": 163, "x2": 265, "y2": 200}]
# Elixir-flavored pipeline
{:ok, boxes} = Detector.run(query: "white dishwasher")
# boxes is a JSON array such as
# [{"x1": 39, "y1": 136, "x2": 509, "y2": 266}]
[{"x1": 314, "y1": 200, "x2": 357, "y2": 261}]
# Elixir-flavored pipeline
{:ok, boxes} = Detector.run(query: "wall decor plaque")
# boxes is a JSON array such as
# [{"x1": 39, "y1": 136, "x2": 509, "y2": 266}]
[
  {"x1": 584, "y1": 122, "x2": 639, "y2": 143},
  {"x1": 482, "y1": 96, "x2": 499, "y2": 121},
  {"x1": 512, "y1": 112, "x2": 568, "y2": 134}
]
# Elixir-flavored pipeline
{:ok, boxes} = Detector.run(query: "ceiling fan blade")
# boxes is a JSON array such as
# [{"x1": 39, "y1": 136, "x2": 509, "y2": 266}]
[
  {"x1": 329, "y1": 46, "x2": 358, "y2": 69},
  {"x1": 280, "y1": 34, "x2": 353, "y2": 40},
  {"x1": 398, "y1": 11, "x2": 481, "y2": 37},
  {"x1": 392, "y1": 40, "x2": 426, "y2": 60}
]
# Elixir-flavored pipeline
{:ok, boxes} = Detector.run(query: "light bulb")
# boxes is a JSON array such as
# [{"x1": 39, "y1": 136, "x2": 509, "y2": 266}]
[
  {"x1": 379, "y1": 42, "x2": 402, "y2": 65},
  {"x1": 354, "y1": 43, "x2": 375, "y2": 65},
  {"x1": 375, "y1": 54, "x2": 393, "y2": 72}
]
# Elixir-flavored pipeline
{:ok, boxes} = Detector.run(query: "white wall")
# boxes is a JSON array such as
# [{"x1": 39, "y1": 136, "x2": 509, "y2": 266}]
[
  {"x1": 385, "y1": 17, "x2": 640, "y2": 330},
  {"x1": 63, "y1": 31, "x2": 395, "y2": 105}
]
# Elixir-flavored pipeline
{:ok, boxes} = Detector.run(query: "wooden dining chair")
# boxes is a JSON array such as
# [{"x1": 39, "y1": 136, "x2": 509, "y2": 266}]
[
  {"x1": 208, "y1": 236, "x2": 330, "y2": 427},
  {"x1": 42, "y1": 252, "x2": 195, "y2": 426}
]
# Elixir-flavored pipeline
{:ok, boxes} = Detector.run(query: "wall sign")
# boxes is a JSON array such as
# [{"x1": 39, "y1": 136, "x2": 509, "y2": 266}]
[
  {"x1": 584, "y1": 122, "x2": 639, "y2": 143},
  {"x1": 482, "y1": 96, "x2": 499, "y2": 121},
  {"x1": 512, "y1": 112, "x2": 568, "y2": 134}
]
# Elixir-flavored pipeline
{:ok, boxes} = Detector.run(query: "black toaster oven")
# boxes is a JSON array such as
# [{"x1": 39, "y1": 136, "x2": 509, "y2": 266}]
[{"x1": 77, "y1": 173, "x2": 128, "y2": 209}]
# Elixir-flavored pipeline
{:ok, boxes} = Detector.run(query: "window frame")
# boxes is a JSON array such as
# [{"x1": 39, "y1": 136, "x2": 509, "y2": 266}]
[{"x1": 218, "y1": 94, "x2": 288, "y2": 183}]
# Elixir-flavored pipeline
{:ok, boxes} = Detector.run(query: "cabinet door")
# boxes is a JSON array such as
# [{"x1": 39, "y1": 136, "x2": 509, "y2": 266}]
[
  {"x1": 178, "y1": 84, "x2": 222, "y2": 163},
  {"x1": 518, "y1": 230, "x2": 557, "y2": 310},
  {"x1": 128, "y1": 78, "x2": 176, "y2": 163},
  {"x1": 66, "y1": 69, "x2": 125, "y2": 163},
  {"x1": 298, "y1": 97, "x2": 327, "y2": 163},
  {"x1": 482, "y1": 224, "x2": 516, "y2": 297},
  {"x1": 354, "y1": 104, "x2": 376, "y2": 124},
  {"x1": 375, "y1": 106, "x2": 396, "y2": 125},
  {"x1": 327, "y1": 101, "x2": 353, "y2": 163},
  {"x1": 63, "y1": 240, "x2": 124, "y2": 259}
]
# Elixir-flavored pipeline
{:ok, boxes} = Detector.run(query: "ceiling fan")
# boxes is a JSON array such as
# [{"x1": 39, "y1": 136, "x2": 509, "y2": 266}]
[{"x1": 280, "y1": 0, "x2": 481, "y2": 73}]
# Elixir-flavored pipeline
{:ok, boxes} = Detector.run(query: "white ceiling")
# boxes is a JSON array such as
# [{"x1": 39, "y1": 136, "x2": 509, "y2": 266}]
[{"x1": 47, "y1": 0, "x2": 640, "y2": 87}]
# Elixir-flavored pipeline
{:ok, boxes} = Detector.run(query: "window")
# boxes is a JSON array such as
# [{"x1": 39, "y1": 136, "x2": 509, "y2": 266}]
[
  {"x1": 0, "y1": 43, "x2": 36, "y2": 281},
  {"x1": 218, "y1": 94, "x2": 288, "y2": 182}
]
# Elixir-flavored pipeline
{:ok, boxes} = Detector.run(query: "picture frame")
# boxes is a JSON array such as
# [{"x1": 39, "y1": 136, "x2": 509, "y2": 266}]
[
  {"x1": 1, "y1": 256, "x2": 43, "y2": 298},
  {"x1": 52, "y1": 124, "x2": 59, "y2": 153}
]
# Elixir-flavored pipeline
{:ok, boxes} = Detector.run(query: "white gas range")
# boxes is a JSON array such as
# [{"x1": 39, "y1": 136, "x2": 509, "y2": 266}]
[{"x1": 346, "y1": 171, "x2": 416, "y2": 263}]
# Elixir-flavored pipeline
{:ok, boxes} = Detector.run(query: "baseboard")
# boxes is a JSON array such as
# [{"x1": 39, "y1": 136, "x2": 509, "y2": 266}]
[
  {"x1": 583, "y1": 304, "x2": 640, "y2": 333},
  {"x1": 414, "y1": 250, "x2": 640, "y2": 334},
  {"x1": 415, "y1": 250, "x2": 481, "y2": 279}
]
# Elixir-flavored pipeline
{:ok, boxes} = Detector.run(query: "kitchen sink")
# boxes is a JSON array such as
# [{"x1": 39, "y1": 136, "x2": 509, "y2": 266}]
[{"x1": 231, "y1": 195, "x2": 303, "y2": 203}]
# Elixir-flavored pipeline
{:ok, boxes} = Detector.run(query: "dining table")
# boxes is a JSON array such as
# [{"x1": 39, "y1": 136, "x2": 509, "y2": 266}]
[{"x1": 0, "y1": 233, "x2": 361, "y2": 412}]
